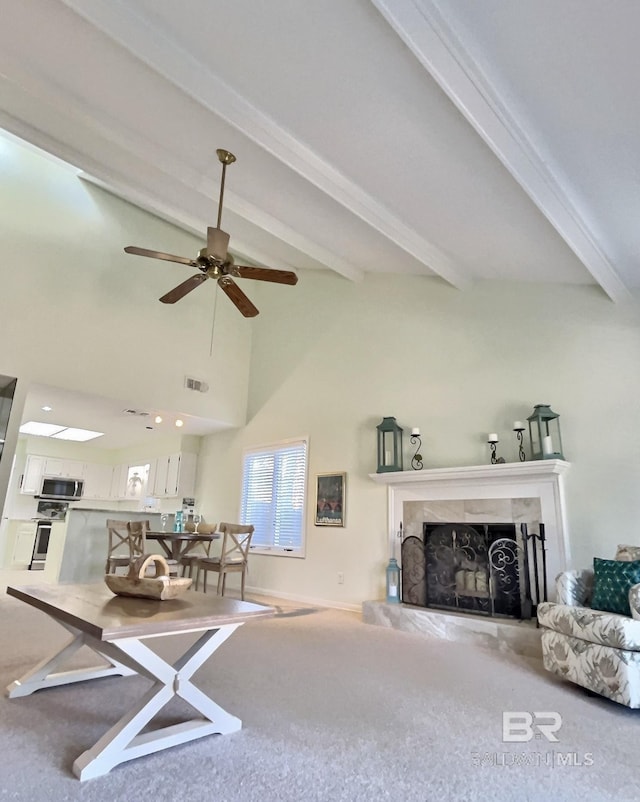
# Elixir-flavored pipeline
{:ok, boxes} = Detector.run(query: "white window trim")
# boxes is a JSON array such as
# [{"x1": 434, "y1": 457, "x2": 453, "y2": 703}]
[{"x1": 240, "y1": 435, "x2": 308, "y2": 558}]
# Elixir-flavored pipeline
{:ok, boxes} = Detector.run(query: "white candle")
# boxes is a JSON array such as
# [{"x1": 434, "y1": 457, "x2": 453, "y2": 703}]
[
  {"x1": 542, "y1": 435, "x2": 553, "y2": 455},
  {"x1": 488, "y1": 433, "x2": 498, "y2": 443},
  {"x1": 513, "y1": 421, "x2": 524, "y2": 430},
  {"x1": 411, "y1": 427, "x2": 420, "y2": 436},
  {"x1": 385, "y1": 450, "x2": 391, "y2": 464}
]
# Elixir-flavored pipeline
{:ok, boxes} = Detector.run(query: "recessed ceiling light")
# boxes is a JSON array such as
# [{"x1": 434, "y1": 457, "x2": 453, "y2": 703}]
[
  {"x1": 154, "y1": 415, "x2": 163, "y2": 424},
  {"x1": 41, "y1": 406, "x2": 52, "y2": 412},
  {"x1": 175, "y1": 419, "x2": 184, "y2": 427},
  {"x1": 19, "y1": 421, "x2": 66, "y2": 436},
  {"x1": 51, "y1": 427, "x2": 104, "y2": 442}
]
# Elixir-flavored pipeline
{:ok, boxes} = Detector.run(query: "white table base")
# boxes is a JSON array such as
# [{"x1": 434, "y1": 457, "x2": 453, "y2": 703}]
[{"x1": 7, "y1": 618, "x2": 243, "y2": 780}]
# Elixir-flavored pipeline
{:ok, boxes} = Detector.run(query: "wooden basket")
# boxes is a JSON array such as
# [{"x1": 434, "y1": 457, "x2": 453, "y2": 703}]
[{"x1": 105, "y1": 554, "x2": 192, "y2": 600}]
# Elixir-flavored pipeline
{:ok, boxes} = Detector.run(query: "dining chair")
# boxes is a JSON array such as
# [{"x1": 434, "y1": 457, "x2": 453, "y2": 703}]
[
  {"x1": 105, "y1": 519, "x2": 132, "y2": 574},
  {"x1": 179, "y1": 522, "x2": 218, "y2": 578},
  {"x1": 127, "y1": 520, "x2": 179, "y2": 577},
  {"x1": 195, "y1": 522, "x2": 254, "y2": 599}
]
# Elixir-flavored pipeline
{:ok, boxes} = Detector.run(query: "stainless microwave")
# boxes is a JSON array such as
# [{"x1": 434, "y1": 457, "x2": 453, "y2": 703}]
[{"x1": 38, "y1": 476, "x2": 84, "y2": 501}]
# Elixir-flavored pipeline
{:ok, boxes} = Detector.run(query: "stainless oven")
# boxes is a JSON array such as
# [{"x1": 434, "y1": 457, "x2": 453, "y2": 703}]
[{"x1": 29, "y1": 520, "x2": 52, "y2": 570}]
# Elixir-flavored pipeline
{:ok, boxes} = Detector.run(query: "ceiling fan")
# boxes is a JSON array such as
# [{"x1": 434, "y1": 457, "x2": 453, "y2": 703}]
[{"x1": 124, "y1": 149, "x2": 298, "y2": 317}]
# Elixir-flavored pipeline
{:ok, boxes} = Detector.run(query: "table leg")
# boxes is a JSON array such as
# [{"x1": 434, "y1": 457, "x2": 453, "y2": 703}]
[
  {"x1": 150, "y1": 537, "x2": 173, "y2": 560},
  {"x1": 7, "y1": 612, "x2": 245, "y2": 781},
  {"x1": 71, "y1": 624, "x2": 243, "y2": 780},
  {"x1": 6, "y1": 620, "x2": 135, "y2": 698}
]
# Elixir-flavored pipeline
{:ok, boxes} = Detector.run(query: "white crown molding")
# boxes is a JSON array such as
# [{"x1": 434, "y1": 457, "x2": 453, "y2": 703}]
[
  {"x1": 371, "y1": 0, "x2": 632, "y2": 303},
  {"x1": 58, "y1": 0, "x2": 470, "y2": 289}
]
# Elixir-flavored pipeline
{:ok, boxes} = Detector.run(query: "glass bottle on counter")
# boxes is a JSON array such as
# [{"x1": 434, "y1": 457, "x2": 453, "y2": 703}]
[{"x1": 173, "y1": 510, "x2": 184, "y2": 532}]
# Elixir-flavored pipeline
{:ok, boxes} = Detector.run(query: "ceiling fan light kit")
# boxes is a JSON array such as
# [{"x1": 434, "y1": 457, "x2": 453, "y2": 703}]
[{"x1": 124, "y1": 149, "x2": 298, "y2": 317}]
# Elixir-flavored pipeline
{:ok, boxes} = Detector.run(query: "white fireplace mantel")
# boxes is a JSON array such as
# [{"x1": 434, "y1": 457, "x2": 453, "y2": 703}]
[
  {"x1": 369, "y1": 460, "x2": 570, "y2": 487},
  {"x1": 369, "y1": 460, "x2": 572, "y2": 593}
]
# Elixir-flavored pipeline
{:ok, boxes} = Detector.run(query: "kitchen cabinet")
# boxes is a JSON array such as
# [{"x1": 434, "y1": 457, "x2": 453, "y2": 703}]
[
  {"x1": 21, "y1": 455, "x2": 84, "y2": 495},
  {"x1": 110, "y1": 463, "x2": 128, "y2": 500},
  {"x1": 149, "y1": 453, "x2": 196, "y2": 498},
  {"x1": 20, "y1": 452, "x2": 197, "y2": 503},
  {"x1": 43, "y1": 458, "x2": 84, "y2": 478},
  {"x1": 83, "y1": 463, "x2": 114, "y2": 500},
  {"x1": 10, "y1": 521, "x2": 37, "y2": 566},
  {"x1": 21, "y1": 455, "x2": 46, "y2": 494}
]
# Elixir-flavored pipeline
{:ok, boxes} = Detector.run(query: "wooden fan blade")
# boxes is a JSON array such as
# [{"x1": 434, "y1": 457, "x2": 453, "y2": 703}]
[
  {"x1": 125, "y1": 246, "x2": 198, "y2": 267},
  {"x1": 207, "y1": 227, "x2": 230, "y2": 261},
  {"x1": 219, "y1": 276, "x2": 259, "y2": 317},
  {"x1": 234, "y1": 265, "x2": 298, "y2": 285},
  {"x1": 159, "y1": 274, "x2": 208, "y2": 304}
]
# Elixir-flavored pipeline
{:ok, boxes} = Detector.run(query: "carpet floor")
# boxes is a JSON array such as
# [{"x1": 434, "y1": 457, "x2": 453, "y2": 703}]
[{"x1": 0, "y1": 587, "x2": 638, "y2": 802}]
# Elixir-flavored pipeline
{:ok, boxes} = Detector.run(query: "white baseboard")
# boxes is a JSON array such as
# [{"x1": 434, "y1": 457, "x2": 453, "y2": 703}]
[{"x1": 245, "y1": 584, "x2": 361, "y2": 613}]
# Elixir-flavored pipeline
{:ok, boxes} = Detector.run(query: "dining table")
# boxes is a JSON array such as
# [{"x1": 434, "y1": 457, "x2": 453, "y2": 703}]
[{"x1": 146, "y1": 530, "x2": 220, "y2": 562}]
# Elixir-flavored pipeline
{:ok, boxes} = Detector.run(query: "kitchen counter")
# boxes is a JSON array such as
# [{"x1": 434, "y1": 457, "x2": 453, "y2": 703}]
[
  {"x1": 56, "y1": 509, "x2": 163, "y2": 584},
  {"x1": 69, "y1": 507, "x2": 162, "y2": 514}
]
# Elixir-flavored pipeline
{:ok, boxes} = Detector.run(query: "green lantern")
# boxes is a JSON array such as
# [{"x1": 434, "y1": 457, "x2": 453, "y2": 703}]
[
  {"x1": 527, "y1": 404, "x2": 564, "y2": 460},
  {"x1": 376, "y1": 417, "x2": 404, "y2": 473}
]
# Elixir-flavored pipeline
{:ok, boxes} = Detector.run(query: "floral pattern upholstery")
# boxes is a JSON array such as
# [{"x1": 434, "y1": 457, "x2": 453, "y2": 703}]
[
  {"x1": 537, "y1": 601, "x2": 640, "y2": 650},
  {"x1": 541, "y1": 630, "x2": 640, "y2": 708},
  {"x1": 538, "y1": 565, "x2": 640, "y2": 708},
  {"x1": 556, "y1": 568, "x2": 594, "y2": 606}
]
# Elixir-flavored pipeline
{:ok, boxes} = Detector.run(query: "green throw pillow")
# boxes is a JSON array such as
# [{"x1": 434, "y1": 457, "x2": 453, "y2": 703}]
[{"x1": 591, "y1": 557, "x2": 640, "y2": 616}]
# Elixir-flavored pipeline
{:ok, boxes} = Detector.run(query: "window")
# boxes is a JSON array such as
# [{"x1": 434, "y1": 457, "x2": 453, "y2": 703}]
[{"x1": 240, "y1": 438, "x2": 308, "y2": 556}]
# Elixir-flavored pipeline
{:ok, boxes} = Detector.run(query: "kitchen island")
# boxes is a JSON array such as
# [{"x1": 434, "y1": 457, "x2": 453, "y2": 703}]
[{"x1": 54, "y1": 508, "x2": 163, "y2": 584}]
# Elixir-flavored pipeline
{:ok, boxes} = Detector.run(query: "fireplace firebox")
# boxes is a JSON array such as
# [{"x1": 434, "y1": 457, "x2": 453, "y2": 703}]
[{"x1": 401, "y1": 522, "x2": 547, "y2": 620}]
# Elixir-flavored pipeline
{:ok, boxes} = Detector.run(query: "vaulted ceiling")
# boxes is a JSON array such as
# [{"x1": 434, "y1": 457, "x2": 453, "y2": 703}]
[{"x1": 2, "y1": 0, "x2": 639, "y2": 302}]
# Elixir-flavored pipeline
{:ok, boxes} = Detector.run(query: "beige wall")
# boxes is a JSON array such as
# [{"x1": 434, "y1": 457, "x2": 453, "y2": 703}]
[{"x1": 195, "y1": 270, "x2": 640, "y2": 608}]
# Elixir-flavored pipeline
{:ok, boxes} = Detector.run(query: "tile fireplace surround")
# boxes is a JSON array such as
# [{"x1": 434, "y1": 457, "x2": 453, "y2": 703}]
[{"x1": 364, "y1": 460, "x2": 571, "y2": 655}]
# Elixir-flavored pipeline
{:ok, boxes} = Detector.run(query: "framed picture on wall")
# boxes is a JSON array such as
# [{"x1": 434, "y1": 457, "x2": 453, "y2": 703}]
[{"x1": 315, "y1": 472, "x2": 346, "y2": 527}]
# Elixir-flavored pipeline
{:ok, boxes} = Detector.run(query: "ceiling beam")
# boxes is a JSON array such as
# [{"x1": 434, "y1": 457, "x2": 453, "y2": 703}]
[
  {"x1": 81, "y1": 172, "x2": 363, "y2": 280},
  {"x1": 371, "y1": 0, "x2": 632, "y2": 303},
  {"x1": 0, "y1": 70, "x2": 362, "y2": 280},
  {"x1": 59, "y1": 0, "x2": 470, "y2": 290}
]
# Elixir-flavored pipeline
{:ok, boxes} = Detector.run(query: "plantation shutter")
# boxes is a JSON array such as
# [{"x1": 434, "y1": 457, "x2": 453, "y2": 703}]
[{"x1": 240, "y1": 439, "x2": 307, "y2": 554}]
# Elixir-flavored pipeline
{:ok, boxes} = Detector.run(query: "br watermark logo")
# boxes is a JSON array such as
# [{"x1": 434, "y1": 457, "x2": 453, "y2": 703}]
[
  {"x1": 502, "y1": 711, "x2": 562, "y2": 742},
  {"x1": 470, "y1": 712, "x2": 594, "y2": 768}
]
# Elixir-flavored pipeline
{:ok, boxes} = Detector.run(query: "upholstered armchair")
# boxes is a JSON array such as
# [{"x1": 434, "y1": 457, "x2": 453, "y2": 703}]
[{"x1": 538, "y1": 547, "x2": 640, "y2": 708}]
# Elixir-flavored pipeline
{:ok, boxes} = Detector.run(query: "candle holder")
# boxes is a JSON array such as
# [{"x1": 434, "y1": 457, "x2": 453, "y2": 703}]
[
  {"x1": 513, "y1": 425, "x2": 526, "y2": 462},
  {"x1": 487, "y1": 434, "x2": 504, "y2": 465},
  {"x1": 410, "y1": 433, "x2": 423, "y2": 470}
]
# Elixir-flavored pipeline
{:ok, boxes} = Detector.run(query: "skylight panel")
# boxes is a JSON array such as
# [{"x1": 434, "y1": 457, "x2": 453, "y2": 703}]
[
  {"x1": 19, "y1": 421, "x2": 66, "y2": 436},
  {"x1": 51, "y1": 427, "x2": 104, "y2": 442}
]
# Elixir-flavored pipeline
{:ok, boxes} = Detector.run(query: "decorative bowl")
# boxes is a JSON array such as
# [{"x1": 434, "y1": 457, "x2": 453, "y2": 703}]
[{"x1": 105, "y1": 553, "x2": 192, "y2": 600}]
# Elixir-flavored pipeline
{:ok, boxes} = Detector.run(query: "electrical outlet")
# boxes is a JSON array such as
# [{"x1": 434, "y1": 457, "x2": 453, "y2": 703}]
[{"x1": 337, "y1": 572, "x2": 344, "y2": 584}]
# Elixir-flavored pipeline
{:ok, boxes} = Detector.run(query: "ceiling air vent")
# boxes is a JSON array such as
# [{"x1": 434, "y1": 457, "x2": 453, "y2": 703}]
[
  {"x1": 122, "y1": 409, "x2": 150, "y2": 417},
  {"x1": 184, "y1": 376, "x2": 209, "y2": 393}
]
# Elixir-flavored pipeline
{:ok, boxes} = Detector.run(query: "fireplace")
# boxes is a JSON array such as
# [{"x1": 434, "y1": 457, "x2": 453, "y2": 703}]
[
  {"x1": 370, "y1": 460, "x2": 571, "y2": 604},
  {"x1": 401, "y1": 522, "x2": 547, "y2": 619}
]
